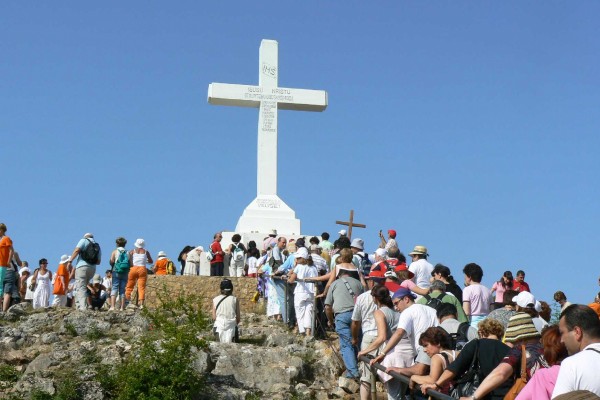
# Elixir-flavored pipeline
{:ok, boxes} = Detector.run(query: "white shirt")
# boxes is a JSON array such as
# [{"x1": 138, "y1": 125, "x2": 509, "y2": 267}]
[
  {"x1": 384, "y1": 238, "x2": 398, "y2": 251},
  {"x1": 552, "y1": 343, "x2": 600, "y2": 398},
  {"x1": 351, "y1": 290, "x2": 378, "y2": 336},
  {"x1": 408, "y1": 258, "x2": 434, "y2": 289},
  {"x1": 292, "y1": 264, "x2": 318, "y2": 295},
  {"x1": 397, "y1": 303, "x2": 438, "y2": 353}
]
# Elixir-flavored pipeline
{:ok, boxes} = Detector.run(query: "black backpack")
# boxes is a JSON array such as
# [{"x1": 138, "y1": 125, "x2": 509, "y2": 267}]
[
  {"x1": 80, "y1": 238, "x2": 101, "y2": 265},
  {"x1": 423, "y1": 293, "x2": 447, "y2": 312},
  {"x1": 449, "y1": 321, "x2": 471, "y2": 351}
]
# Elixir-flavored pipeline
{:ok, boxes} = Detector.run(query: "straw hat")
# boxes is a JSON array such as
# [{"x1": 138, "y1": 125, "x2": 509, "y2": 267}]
[{"x1": 408, "y1": 245, "x2": 428, "y2": 256}]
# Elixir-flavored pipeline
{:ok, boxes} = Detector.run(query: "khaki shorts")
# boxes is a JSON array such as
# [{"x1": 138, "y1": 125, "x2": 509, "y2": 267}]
[{"x1": 359, "y1": 334, "x2": 379, "y2": 383}]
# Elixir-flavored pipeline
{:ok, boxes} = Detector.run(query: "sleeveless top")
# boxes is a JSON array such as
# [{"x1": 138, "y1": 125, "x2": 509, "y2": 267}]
[
  {"x1": 132, "y1": 250, "x2": 148, "y2": 266},
  {"x1": 379, "y1": 306, "x2": 399, "y2": 340}
]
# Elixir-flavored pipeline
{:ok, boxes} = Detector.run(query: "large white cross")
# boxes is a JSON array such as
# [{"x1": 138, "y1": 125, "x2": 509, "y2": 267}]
[
  {"x1": 207, "y1": 39, "x2": 327, "y2": 234},
  {"x1": 208, "y1": 39, "x2": 327, "y2": 197}
]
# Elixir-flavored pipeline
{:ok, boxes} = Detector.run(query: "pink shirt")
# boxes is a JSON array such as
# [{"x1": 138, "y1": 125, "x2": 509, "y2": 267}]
[
  {"x1": 516, "y1": 365, "x2": 560, "y2": 400},
  {"x1": 492, "y1": 281, "x2": 507, "y2": 303},
  {"x1": 463, "y1": 283, "x2": 492, "y2": 316}
]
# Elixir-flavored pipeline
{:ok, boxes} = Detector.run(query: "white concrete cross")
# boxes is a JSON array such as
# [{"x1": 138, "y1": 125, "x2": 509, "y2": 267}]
[{"x1": 207, "y1": 39, "x2": 327, "y2": 235}]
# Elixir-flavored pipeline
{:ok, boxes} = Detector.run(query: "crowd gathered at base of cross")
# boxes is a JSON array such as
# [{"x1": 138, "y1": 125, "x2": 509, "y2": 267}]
[{"x1": 2, "y1": 223, "x2": 600, "y2": 400}]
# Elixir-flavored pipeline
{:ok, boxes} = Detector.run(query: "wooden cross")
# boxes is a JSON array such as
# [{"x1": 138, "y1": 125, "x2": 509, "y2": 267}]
[{"x1": 335, "y1": 209, "x2": 366, "y2": 240}]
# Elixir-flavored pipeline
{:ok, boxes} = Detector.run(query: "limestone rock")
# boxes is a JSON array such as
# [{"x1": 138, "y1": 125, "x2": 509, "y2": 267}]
[{"x1": 338, "y1": 376, "x2": 360, "y2": 394}]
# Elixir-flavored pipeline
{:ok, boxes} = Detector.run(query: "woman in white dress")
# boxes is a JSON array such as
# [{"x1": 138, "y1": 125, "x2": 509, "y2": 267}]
[
  {"x1": 183, "y1": 246, "x2": 203, "y2": 276},
  {"x1": 258, "y1": 250, "x2": 282, "y2": 320},
  {"x1": 32, "y1": 259, "x2": 52, "y2": 309},
  {"x1": 212, "y1": 279, "x2": 240, "y2": 343}
]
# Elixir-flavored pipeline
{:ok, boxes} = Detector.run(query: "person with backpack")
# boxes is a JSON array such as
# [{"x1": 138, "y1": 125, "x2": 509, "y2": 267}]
[
  {"x1": 125, "y1": 238, "x2": 153, "y2": 309},
  {"x1": 228, "y1": 234, "x2": 247, "y2": 277},
  {"x1": 350, "y1": 238, "x2": 372, "y2": 277},
  {"x1": 153, "y1": 251, "x2": 175, "y2": 275},
  {"x1": 109, "y1": 237, "x2": 129, "y2": 311},
  {"x1": 436, "y1": 303, "x2": 478, "y2": 351},
  {"x1": 67, "y1": 233, "x2": 101, "y2": 310},
  {"x1": 416, "y1": 280, "x2": 469, "y2": 323}
]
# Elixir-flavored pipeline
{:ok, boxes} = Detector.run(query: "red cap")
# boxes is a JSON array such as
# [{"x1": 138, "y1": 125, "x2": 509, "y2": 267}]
[
  {"x1": 394, "y1": 263, "x2": 414, "y2": 279},
  {"x1": 388, "y1": 229, "x2": 397, "y2": 238},
  {"x1": 366, "y1": 268, "x2": 386, "y2": 280}
]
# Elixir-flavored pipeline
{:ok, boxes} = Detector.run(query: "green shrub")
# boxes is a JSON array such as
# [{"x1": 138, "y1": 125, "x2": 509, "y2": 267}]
[
  {"x1": 0, "y1": 363, "x2": 20, "y2": 389},
  {"x1": 101, "y1": 286, "x2": 211, "y2": 400}
]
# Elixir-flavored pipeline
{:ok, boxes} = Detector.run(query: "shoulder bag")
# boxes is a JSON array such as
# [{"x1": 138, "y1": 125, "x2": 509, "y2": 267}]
[
  {"x1": 504, "y1": 344, "x2": 528, "y2": 400},
  {"x1": 450, "y1": 339, "x2": 481, "y2": 399},
  {"x1": 212, "y1": 294, "x2": 230, "y2": 336}
]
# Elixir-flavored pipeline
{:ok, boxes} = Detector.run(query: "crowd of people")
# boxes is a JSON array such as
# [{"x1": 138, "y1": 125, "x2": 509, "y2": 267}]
[
  {"x1": 0, "y1": 223, "x2": 178, "y2": 312},
  {"x1": 2, "y1": 223, "x2": 600, "y2": 399},
  {"x1": 211, "y1": 228, "x2": 600, "y2": 400}
]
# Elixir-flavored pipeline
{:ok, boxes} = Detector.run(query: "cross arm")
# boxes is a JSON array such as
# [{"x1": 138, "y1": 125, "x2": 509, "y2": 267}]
[{"x1": 208, "y1": 82, "x2": 328, "y2": 112}]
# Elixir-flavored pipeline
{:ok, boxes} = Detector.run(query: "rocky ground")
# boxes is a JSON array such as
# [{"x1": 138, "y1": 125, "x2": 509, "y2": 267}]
[{"x1": 0, "y1": 303, "x2": 374, "y2": 399}]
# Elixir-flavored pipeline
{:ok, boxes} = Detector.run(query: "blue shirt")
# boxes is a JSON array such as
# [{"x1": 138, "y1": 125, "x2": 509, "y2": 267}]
[
  {"x1": 278, "y1": 253, "x2": 296, "y2": 274},
  {"x1": 75, "y1": 238, "x2": 101, "y2": 268}
]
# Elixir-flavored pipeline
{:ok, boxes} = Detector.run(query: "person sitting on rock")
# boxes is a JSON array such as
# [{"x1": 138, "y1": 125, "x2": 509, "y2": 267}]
[{"x1": 212, "y1": 279, "x2": 240, "y2": 343}]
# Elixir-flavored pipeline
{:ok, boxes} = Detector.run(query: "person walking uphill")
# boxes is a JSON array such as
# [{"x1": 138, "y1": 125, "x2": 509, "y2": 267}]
[
  {"x1": 212, "y1": 279, "x2": 241, "y2": 343},
  {"x1": 126, "y1": 238, "x2": 153, "y2": 309},
  {"x1": 0, "y1": 223, "x2": 15, "y2": 312},
  {"x1": 325, "y1": 268, "x2": 364, "y2": 379},
  {"x1": 67, "y1": 233, "x2": 101, "y2": 310}
]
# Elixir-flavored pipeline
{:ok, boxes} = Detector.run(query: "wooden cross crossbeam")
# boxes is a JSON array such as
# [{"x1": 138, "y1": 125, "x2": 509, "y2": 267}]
[{"x1": 335, "y1": 209, "x2": 366, "y2": 240}]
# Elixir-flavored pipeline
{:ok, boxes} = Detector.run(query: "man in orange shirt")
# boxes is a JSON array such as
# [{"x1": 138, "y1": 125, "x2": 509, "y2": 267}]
[
  {"x1": 588, "y1": 292, "x2": 600, "y2": 319},
  {"x1": 52, "y1": 255, "x2": 71, "y2": 307},
  {"x1": 0, "y1": 223, "x2": 15, "y2": 312}
]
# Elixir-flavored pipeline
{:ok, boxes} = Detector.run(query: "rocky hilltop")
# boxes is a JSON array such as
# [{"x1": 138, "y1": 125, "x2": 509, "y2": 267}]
[{"x1": 0, "y1": 301, "x2": 365, "y2": 400}]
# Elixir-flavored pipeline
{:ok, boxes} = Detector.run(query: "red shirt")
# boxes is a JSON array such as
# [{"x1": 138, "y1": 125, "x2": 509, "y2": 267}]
[
  {"x1": 210, "y1": 241, "x2": 224, "y2": 264},
  {"x1": 513, "y1": 281, "x2": 531, "y2": 293}
]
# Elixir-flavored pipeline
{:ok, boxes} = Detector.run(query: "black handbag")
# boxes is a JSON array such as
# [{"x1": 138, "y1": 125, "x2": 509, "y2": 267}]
[{"x1": 450, "y1": 339, "x2": 481, "y2": 399}]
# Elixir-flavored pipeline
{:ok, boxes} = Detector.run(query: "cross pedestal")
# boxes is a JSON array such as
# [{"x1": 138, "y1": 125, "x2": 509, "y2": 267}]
[{"x1": 208, "y1": 40, "x2": 327, "y2": 235}]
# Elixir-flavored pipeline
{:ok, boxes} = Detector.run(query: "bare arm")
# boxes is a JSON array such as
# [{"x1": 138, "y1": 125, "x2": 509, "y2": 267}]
[
  {"x1": 371, "y1": 327, "x2": 406, "y2": 365},
  {"x1": 463, "y1": 301, "x2": 471, "y2": 317},
  {"x1": 411, "y1": 285, "x2": 429, "y2": 296},
  {"x1": 465, "y1": 362, "x2": 513, "y2": 400},
  {"x1": 325, "y1": 305, "x2": 334, "y2": 327},
  {"x1": 410, "y1": 355, "x2": 445, "y2": 387},
  {"x1": 420, "y1": 369, "x2": 458, "y2": 394},
  {"x1": 146, "y1": 250, "x2": 153, "y2": 264},
  {"x1": 351, "y1": 320, "x2": 361, "y2": 346},
  {"x1": 358, "y1": 309, "x2": 387, "y2": 356},
  {"x1": 109, "y1": 250, "x2": 117, "y2": 267},
  {"x1": 387, "y1": 362, "x2": 428, "y2": 378}
]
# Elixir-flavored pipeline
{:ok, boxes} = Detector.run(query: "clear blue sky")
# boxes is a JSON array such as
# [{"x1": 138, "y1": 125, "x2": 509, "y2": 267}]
[{"x1": 2, "y1": 2, "x2": 599, "y2": 305}]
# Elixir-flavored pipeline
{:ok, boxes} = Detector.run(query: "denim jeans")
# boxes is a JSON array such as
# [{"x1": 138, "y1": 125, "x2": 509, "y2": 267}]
[
  {"x1": 111, "y1": 271, "x2": 128, "y2": 297},
  {"x1": 335, "y1": 310, "x2": 359, "y2": 377},
  {"x1": 75, "y1": 265, "x2": 96, "y2": 310}
]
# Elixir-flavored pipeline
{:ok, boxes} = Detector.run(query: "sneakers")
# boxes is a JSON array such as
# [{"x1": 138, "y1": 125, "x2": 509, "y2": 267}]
[{"x1": 108, "y1": 307, "x2": 115, "y2": 311}]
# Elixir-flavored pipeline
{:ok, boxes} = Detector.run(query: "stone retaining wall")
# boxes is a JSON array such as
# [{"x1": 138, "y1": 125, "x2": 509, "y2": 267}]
[{"x1": 144, "y1": 275, "x2": 265, "y2": 314}]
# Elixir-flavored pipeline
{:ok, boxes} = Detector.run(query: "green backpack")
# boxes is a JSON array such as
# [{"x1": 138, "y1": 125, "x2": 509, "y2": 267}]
[{"x1": 114, "y1": 249, "x2": 130, "y2": 274}]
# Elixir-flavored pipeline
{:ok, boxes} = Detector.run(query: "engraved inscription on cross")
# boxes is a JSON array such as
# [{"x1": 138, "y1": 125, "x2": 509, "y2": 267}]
[{"x1": 208, "y1": 39, "x2": 328, "y2": 198}]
